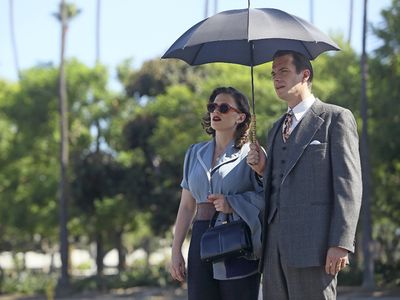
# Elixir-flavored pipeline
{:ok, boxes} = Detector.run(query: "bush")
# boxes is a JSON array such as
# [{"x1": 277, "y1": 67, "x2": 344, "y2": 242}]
[
  {"x1": 70, "y1": 260, "x2": 178, "y2": 293},
  {"x1": 1, "y1": 270, "x2": 56, "y2": 295},
  {"x1": 338, "y1": 266, "x2": 363, "y2": 286},
  {"x1": 375, "y1": 262, "x2": 400, "y2": 287},
  {"x1": 0, "y1": 260, "x2": 178, "y2": 296}
]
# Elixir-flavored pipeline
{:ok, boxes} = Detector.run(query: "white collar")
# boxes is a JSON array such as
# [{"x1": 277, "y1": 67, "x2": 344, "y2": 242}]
[{"x1": 288, "y1": 95, "x2": 316, "y2": 121}]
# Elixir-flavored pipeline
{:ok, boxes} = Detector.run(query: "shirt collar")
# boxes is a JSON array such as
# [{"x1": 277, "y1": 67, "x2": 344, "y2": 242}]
[{"x1": 288, "y1": 95, "x2": 316, "y2": 121}]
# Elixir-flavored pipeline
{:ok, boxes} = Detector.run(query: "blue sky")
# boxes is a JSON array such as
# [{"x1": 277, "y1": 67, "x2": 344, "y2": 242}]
[{"x1": 0, "y1": 0, "x2": 392, "y2": 84}]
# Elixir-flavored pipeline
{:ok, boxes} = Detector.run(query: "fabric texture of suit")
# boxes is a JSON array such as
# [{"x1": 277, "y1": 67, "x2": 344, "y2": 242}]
[{"x1": 260, "y1": 98, "x2": 362, "y2": 269}]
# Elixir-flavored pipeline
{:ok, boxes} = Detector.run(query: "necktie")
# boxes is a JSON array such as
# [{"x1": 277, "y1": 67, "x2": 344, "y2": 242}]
[{"x1": 282, "y1": 110, "x2": 294, "y2": 143}]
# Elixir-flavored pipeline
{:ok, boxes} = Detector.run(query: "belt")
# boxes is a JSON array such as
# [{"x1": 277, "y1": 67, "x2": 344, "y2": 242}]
[{"x1": 194, "y1": 203, "x2": 216, "y2": 221}]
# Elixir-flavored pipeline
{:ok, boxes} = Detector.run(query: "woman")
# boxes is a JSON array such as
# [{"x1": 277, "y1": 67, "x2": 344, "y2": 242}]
[{"x1": 170, "y1": 87, "x2": 264, "y2": 300}]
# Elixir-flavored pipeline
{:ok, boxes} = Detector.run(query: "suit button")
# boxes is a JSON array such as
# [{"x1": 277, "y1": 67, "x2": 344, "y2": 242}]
[
  {"x1": 281, "y1": 160, "x2": 285, "y2": 164},
  {"x1": 280, "y1": 174, "x2": 283, "y2": 178},
  {"x1": 282, "y1": 146, "x2": 287, "y2": 150}
]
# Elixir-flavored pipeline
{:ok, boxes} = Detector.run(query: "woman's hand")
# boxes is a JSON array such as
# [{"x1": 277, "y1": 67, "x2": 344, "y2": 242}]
[
  {"x1": 170, "y1": 248, "x2": 186, "y2": 282},
  {"x1": 207, "y1": 194, "x2": 233, "y2": 214}
]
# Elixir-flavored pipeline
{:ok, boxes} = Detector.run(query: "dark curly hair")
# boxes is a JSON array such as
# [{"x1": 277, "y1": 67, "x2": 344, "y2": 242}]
[{"x1": 201, "y1": 87, "x2": 251, "y2": 149}]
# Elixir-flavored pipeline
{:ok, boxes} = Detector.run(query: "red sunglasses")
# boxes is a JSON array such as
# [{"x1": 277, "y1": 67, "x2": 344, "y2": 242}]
[{"x1": 207, "y1": 102, "x2": 241, "y2": 114}]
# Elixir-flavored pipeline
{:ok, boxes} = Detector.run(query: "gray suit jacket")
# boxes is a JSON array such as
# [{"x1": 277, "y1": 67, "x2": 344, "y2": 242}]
[{"x1": 259, "y1": 99, "x2": 362, "y2": 269}]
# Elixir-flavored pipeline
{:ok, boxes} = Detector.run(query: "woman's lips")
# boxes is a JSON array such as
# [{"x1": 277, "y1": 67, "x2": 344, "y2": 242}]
[{"x1": 212, "y1": 116, "x2": 221, "y2": 121}]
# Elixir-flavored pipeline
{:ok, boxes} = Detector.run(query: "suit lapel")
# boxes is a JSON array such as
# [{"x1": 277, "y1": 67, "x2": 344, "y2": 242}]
[{"x1": 282, "y1": 99, "x2": 325, "y2": 184}]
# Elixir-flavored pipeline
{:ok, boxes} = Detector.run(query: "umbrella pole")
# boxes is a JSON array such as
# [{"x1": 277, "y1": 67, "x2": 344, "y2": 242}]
[
  {"x1": 250, "y1": 65, "x2": 256, "y2": 144},
  {"x1": 250, "y1": 41, "x2": 256, "y2": 144}
]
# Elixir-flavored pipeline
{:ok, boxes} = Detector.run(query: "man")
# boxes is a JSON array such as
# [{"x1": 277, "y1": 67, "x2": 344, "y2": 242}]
[{"x1": 247, "y1": 50, "x2": 362, "y2": 299}]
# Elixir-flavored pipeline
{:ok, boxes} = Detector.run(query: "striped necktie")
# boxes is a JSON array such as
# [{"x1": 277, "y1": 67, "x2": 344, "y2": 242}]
[{"x1": 282, "y1": 110, "x2": 294, "y2": 143}]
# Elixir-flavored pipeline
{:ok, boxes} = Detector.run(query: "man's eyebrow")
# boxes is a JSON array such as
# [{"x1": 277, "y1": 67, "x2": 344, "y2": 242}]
[{"x1": 271, "y1": 67, "x2": 289, "y2": 75}]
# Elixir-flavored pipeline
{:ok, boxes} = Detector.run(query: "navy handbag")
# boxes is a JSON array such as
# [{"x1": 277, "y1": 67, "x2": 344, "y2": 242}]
[{"x1": 200, "y1": 212, "x2": 253, "y2": 262}]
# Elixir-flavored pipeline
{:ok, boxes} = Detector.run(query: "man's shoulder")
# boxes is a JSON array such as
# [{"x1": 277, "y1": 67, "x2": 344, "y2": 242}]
[{"x1": 314, "y1": 98, "x2": 352, "y2": 116}]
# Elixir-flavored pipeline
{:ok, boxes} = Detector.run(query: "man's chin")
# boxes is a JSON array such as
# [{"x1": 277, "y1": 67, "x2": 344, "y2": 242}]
[{"x1": 275, "y1": 90, "x2": 288, "y2": 100}]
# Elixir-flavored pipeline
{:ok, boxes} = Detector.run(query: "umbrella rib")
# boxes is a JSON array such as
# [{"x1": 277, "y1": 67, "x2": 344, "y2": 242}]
[
  {"x1": 189, "y1": 43, "x2": 205, "y2": 65},
  {"x1": 300, "y1": 40, "x2": 313, "y2": 59}
]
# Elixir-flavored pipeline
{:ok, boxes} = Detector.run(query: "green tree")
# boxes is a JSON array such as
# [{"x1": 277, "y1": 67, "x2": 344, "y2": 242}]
[
  {"x1": 368, "y1": 0, "x2": 400, "y2": 284},
  {"x1": 0, "y1": 68, "x2": 60, "y2": 267}
]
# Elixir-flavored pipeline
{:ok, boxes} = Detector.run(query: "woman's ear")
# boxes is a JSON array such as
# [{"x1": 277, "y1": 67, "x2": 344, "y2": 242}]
[{"x1": 236, "y1": 113, "x2": 246, "y2": 124}]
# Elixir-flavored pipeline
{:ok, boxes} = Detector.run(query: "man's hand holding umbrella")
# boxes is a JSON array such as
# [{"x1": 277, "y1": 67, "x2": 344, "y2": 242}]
[{"x1": 247, "y1": 142, "x2": 266, "y2": 176}]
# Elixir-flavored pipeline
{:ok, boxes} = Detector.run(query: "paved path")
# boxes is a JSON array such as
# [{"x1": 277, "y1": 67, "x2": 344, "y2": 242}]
[{"x1": 1, "y1": 286, "x2": 399, "y2": 299}]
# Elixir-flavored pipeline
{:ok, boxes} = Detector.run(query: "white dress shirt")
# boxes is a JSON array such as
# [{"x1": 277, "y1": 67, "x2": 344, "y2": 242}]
[{"x1": 286, "y1": 95, "x2": 316, "y2": 133}]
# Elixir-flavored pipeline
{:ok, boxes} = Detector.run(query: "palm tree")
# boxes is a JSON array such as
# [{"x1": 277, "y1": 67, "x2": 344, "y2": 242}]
[
  {"x1": 9, "y1": 0, "x2": 20, "y2": 79},
  {"x1": 53, "y1": 0, "x2": 81, "y2": 289},
  {"x1": 96, "y1": 0, "x2": 101, "y2": 63},
  {"x1": 309, "y1": 0, "x2": 314, "y2": 24},
  {"x1": 360, "y1": 0, "x2": 375, "y2": 289},
  {"x1": 348, "y1": 0, "x2": 354, "y2": 43},
  {"x1": 213, "y1": 0, "x2": 218, "y2": 15}
]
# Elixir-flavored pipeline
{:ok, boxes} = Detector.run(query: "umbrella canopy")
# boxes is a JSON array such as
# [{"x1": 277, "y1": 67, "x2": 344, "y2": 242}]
[
  {"x1": 162, "y1": 8, "x2": 340, "y2": 66},
  {"x1": 162, "y1": 7, "x2": 340, "y2": 141}
]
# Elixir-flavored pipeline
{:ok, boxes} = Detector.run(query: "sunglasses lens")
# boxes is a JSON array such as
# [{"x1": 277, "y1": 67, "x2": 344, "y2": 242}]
[
  {"x1": 219, "y1": 103, "x2": 230, "y2": 113},
  {"x1": 207, "y1": 103, "x2": 217, "y2": 113}
]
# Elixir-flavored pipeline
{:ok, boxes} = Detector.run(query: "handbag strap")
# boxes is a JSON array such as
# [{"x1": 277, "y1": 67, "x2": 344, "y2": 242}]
[{"x1": 209, "y1": 212, "x2": 233, "y2": 228}]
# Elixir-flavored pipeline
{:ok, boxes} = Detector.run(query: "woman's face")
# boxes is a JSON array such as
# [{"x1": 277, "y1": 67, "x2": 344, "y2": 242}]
[{"x1": 209, "y1": 93, "x2": 244, "y2": 133}]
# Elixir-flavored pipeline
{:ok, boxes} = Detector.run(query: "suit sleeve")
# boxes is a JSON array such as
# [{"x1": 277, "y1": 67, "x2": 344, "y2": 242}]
[{"x1": 329, "y1": 109, "x2": 362, "y2": 252}]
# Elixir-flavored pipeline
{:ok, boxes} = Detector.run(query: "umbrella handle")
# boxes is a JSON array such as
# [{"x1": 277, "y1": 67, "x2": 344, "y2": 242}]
[{"x1": 251, "y1": 113, "x2": 256, "y2": 143}]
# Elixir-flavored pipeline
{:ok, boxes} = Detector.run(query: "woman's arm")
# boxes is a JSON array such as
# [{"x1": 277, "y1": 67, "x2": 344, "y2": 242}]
[{"x1": 170, "y1": 188, "x2": 196, "y2": 282}]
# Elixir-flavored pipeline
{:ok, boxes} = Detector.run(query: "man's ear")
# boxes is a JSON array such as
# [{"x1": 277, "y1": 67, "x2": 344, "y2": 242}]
[{"x1": 303, "y1": 69, "x2": 311, "y2": 82}]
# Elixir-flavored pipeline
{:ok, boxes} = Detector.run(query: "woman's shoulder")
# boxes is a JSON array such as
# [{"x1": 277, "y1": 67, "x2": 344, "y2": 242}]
[
  {"x1": 184, "y1": 140, "x2": 210, "y2": 157},
  {"x1": 187, "y1": 140, "x2": 209, "y2": 151}
]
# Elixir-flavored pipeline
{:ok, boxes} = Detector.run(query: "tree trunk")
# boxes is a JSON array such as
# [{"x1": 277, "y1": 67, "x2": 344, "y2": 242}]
[
  {"x1": 0, "y1": 265, "x2": 4, "y2": 294},
  {"x1": 58, "y1": 0, "x2": 70, "y2": 289},
  {"x1": 96, "y1": 232, "x2": 104, "y2": 276},
  {"x1": 9, "y1": 0, "x2": 20, "y2": 79},
  {"x1": 360, "y1": 0, "x2": 375, "y2": 289},
  {"x1": 116, "y1": 230, "x2": 126, "y2": 272},
  {"x1": 95, "y1": 231, "x2": 105, "y2": 291}
]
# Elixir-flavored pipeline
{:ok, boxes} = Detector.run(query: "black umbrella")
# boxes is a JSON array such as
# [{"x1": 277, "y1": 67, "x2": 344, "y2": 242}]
[{"x1": 162, "y1": 4, "x2": 340, "y2": 141}]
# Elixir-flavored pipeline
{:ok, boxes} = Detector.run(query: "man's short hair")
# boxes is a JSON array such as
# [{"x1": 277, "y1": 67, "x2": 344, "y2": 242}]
[{"x1": 273, "y1": 50, "x2": 314, "y2": 84}]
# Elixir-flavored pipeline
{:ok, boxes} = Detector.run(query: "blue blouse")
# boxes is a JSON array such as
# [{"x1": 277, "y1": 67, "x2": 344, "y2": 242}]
[{"x1": 181, "y1": 139, "x2": 264, "y2": 280}]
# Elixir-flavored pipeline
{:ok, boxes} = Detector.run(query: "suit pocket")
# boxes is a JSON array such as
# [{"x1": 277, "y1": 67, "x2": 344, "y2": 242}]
[
  {"x1": 303, "y1": 142, "x2": 328, "y2": 162},
  {"x1": 308, "y1": 142, "x2": 328, "y2": 147}
]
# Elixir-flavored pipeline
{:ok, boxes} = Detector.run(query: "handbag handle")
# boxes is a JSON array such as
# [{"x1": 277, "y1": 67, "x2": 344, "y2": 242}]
[{"x1": 209, "y1": 212, "x2": 233, "y2": 228}]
